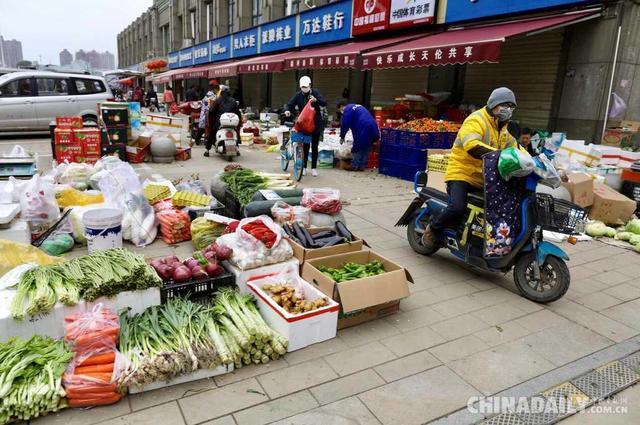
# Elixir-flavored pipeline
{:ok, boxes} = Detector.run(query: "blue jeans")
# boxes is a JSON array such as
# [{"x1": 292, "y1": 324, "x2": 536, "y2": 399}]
[
  {"x1": 351, "y1": 145, "x2": 372, "y2": 170},
  {"x1": 430, "y1": 181, "x2": 472, "y2": 233}
]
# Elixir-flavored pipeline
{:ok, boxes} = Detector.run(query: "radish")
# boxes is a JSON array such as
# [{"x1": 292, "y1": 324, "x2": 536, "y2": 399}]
[
  {"x1": 173, "y1": 266, "x2": 192, "y2": 282},
  {"x1": 204, "y1": 262, "x2": 223, "y2": 277}
]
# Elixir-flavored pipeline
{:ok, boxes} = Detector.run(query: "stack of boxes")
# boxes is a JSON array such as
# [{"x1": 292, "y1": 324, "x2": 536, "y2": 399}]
[
  {"x1": 100, "y1": 102, "x2": 130, "y2": 160},
  {"x1": 53, "y1": 116, "x2": 101, "y2": 164}
]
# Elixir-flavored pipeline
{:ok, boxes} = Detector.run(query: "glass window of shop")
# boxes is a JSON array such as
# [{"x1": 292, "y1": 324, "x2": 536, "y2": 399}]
[
  {"x1": 252, "y1": 0, "x2": 262, "y2": 26},
  {"x1": 228, "y1": 0, "x2": 236, "y2": 33},
  {"x1": 190, "y1": 11, "x2": 197, "y2": 40},
  {"x1": 284, "y1": 0, "x2": 300, "y2": 16}
]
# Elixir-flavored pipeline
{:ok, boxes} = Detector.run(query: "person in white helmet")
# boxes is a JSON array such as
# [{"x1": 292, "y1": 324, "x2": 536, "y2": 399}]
[{"x1": 284, "y1": 76, "x2": 327, "y2": 177}]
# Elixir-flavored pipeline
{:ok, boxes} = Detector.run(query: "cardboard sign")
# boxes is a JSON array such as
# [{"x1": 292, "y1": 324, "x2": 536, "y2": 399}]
[{"x1": 352, "y1": 0, "x2": 390, "y2": 35}]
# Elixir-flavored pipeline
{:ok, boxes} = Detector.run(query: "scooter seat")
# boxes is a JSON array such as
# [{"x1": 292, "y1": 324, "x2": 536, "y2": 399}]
[{"x1": 468, "y1": 192, "x2": 484, "y2": 207}]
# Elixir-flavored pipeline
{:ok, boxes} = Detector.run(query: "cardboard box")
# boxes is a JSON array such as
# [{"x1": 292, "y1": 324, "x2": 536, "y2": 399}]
[
  {"x1": 54, "y1": 128, "x2": 75, "y2": 145},
  {"x1": 101, "y1": 143, "x2": 127, "y2": 161},
  {"x1": 106, "y1": 127, "x2": 128, "y2": 144},
  {"x1": 562, "y1": 172, "x2": 594, "y2": 208},
  {"x1": 621, "y1": 120, "x2": 640, "y2": 132},
  {"x1": 337, "y1": 159, "x2": 352, "y2": 170},
  {"x1": 557, "y1": 140, "x2": 602, "y2": 167},
  {"x1": 427, "y1": 170, "x2": 447, "y2": 192},
  {"x1": 126, "y1": 136, "x2": 152, "y2": 163},
  {"x1": 302, "y1": 250, "x2": 412, "y2": 329},
  {"x1": 247, "y1": 274, "x2": 339, "y2": 351},
  {"x1": 55, "y1": 142, "x2": 83, "y2": 163},
  {"x1": 175, "y1": 147, "x2": 192, "y2": 161},
  {"x1": 100, "y1": 104, "x2": 129, "y2": 126},
  {"x1": 55, "y1": 116, "x2": 82, "y2": 129},
  {"x1": 288, "y1": 227, "x2": 366, "y2": 264},
  {"x1": 589, "y1": 183, "x2": 636, "y2": 225},
  {"x1": 73, "y1": 128, "x2": 102, "y2": 155}
]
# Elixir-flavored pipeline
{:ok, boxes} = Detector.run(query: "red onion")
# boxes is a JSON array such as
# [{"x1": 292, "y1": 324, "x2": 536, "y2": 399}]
[
  {"x1": 184, "y1": 258, "x2": 200, "y2": 270},
  {"x1": 150, "y1": 259, "x2": 163, "y2": 270},
  {"x1": 163, "y1": 255, "x2": 180, "y2": 265},
  {"x1": 203, "y1": 251, "x2": 216, "y2": 262},
  {"x1": 173, "y1": 266, "x2": 192, "y2": 282},
  {"x1": 204, "y1": 262, "x2": 223, "y2": 277},
  {"x1": 191, "y1": 265, "x2": 208, "y2": 280},
  {"x1": 214, "y1": 245, "x2": 232, "y2": 261},
  {"x1": 156, "y1": 264, "x2": 173, "y2": 282}
]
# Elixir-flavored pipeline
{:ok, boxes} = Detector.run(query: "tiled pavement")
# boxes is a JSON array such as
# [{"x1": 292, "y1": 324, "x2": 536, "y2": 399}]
[{"x1": 6, "y1": 137, "x2": 640, "y2": 425}]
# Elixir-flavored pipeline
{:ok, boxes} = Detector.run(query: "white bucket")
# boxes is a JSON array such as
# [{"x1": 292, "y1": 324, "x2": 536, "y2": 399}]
[{"x1": 83, "y1": 208, "x2": 123, "y2": 253}]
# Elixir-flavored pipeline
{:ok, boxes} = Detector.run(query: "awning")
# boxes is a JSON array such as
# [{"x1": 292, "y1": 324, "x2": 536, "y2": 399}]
[
  {"x1": 148, "y1": 69, "x2": 182, "y2": 84},
  {"x1": 174, "y1": 63, "x2": 215, "y2": 80},
  {"x1": 207, "y1": 60, "x2": 239, "y2": 78},
  {"x1": 283, "y1": 34, "x2": 421, "y2": 71},
  {"x1": 362, "y1": 11, "x2": 600, "y2": 70},
  {"x1": 237, "y1": 52, "x2": 290, "y2": 74}
]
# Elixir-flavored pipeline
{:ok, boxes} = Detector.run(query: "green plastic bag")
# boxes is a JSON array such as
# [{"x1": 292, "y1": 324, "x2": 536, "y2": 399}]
[
  {"x1": 497, "y1": 147, "x2": 535, "y2": 181},
  {"x1": 40, "y1": 234, "x2": 75, "y2": 256}
]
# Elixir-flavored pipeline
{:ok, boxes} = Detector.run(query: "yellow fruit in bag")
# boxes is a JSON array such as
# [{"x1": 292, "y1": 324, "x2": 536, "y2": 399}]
[
  {"x1": 0, "y1": 240, "x2": 64, "y2": 277},
  {"x1": 55, "y1": 187, "x2": 104, "y2": 208}
]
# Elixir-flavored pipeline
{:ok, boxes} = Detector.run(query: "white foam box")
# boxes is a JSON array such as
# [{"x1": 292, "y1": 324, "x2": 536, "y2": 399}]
[
  {"x1": 128, "y1": 364, "x2": 233, "y2": 394},
  {"x1": 246, "y1": 275, "x2": 339, "y2": 352},
  {"x1": 222, "y1": 258, "x2": 300, "y2": 293},
  {"x1": 0, "y1": 287, "x2": 160, "y2": 343}
]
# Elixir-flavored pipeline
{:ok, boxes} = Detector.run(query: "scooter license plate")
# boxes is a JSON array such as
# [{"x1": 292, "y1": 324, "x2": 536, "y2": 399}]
[{"x1": 224, "y1": 140, "x2": 236, "y2": 147}]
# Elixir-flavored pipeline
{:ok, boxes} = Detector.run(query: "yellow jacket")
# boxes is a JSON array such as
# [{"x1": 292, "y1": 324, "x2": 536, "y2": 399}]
[{"x1": 444, "y1": 107, "x2": 516, "y2": 188}]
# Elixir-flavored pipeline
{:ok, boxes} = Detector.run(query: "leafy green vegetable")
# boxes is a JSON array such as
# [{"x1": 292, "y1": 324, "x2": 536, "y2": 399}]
[
  {"x1": 629, "y1": 234, "x2": 640, "y2": 246},
  {"x1": 318, "y1": 260, "x2": 385, "y2": 282},
  {"x1": 585, "y1": 221, "x2": 608, "y2": 237},
  {"x1": 625, "y1": 218, "x2": 640, "y2": 235},
  {"x1": 615, "y1": 232, "x2": 634, "y2": 241},
  {"x1": 221, "y1": 168, "x2": 268, "y2": 207}
]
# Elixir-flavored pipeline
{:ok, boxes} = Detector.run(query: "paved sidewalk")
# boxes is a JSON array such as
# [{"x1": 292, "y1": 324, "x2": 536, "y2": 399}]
[{"x1": 4, "y1": 136, "x2": 640, "y2": 425}]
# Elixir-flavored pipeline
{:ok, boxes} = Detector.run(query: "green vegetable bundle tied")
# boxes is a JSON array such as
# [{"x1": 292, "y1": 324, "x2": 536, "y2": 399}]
[
  {"x1": 220, "y1": 168, "x2": 267, "y2": 207},
  {"x1": 0, "y1": 335, "x2": 73, "y2": 424},
  {"x1": 318, "y1": 260, "x2": 385, "y2": 283}
]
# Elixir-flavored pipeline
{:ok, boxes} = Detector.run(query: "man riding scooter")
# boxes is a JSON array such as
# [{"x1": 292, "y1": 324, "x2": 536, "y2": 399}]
[{"x1": 423, "y1": 87, "x2": 519, "y2": 249}]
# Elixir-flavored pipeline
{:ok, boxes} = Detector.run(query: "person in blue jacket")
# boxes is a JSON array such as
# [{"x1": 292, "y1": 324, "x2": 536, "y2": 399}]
[{"x1": 338, "y1": 102, "x2": 380, "y2": 171}]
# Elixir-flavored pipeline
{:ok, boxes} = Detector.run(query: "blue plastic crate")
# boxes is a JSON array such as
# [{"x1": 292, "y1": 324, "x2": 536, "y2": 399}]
[
  {"x1": 380, "y1": 144, "x2": 426, "y2": 166},
  {"x1": 381, "y1": 128, "x2": 400, "y2": 145},
  {"x1": 379, "y1": 159, "x2": 424, "y2": 182}
]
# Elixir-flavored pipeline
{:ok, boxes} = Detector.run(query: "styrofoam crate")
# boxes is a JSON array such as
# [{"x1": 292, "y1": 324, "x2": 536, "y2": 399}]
[
  {"x1": 246, "y1": 275, "x2": 338, "y2": 352},
  {"x1": 222, "y1": 258, "x2": 300, "y2": 293},
  {"x1": 128, "y1": 364, "x2": 233, "y2": 394}
]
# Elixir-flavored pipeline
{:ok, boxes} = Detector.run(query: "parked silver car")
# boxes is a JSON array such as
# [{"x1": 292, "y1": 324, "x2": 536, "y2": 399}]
[{"x1": 0, "y1": 71, "x2": 113, "y2": 132}]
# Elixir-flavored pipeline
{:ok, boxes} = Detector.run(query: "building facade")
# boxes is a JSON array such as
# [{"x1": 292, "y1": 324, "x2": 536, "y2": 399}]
[
  {"x1": 0, "y1": 36, "x2": 23, "y2": 68},
  {"x1": 74, "y1": 49, "x2": 116, "y2": 70},
  {"x1": 59, "y1": 49, "x2": 73, "y2": 66}
]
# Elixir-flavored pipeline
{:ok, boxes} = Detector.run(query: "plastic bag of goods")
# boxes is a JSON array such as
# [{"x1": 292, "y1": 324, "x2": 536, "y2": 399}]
[
  {"x1": 40, "y1": 233, "x2": 75, "y2": 256},
  {"x1": 10, "y1": 174, "x2": 60, "y2": 222},
  {"x1": 301, "y1": 188, "x2": 342, "y2": 215},
  {"x1": 0, "y1": 240, "x2": 64, "y2": 277},
  {"x1": 217, "y1": 215, "x2": 293, "y2": 270},
  {"x1": 157, "y1": 207, "x2": 191, "y2": 245},
  {"x1": 56, "y1": 187, "x2": 104, "y2": 208},
  {"x1": 98, "y1": 163, "x2": 157, "y2": 246},
  {"x1": 58, "y1": 163, "x2": 94, "y2": 190},
  {"x1": 175, "y1": 177, "x2": 208, "y2": 195},
  {"x1": 190, "y1": 217, "x2": 226, "y2": 250},
  {"x1": 62, "y1": 305, "x2": 125, "y2": 407},
  {"x1": 271, "y1": 201, "x2": 294, "y2": 224},
  {"x1": 532, "y1": 154, "x2": 561, "y2": 188},
  {"x1": 497, "y1": 147, "x2": 535, "y2": 181}
]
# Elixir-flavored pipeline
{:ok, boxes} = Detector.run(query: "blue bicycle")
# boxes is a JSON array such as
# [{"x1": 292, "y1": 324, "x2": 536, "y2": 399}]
[{"x1": 280, "y1": 128, "x2": 309, "y2": 182}]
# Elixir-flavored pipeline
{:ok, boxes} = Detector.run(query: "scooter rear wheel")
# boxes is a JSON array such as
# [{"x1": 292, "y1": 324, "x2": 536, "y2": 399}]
[
  {"x1": 407, "y1": 216, "x2": 439, "y2": 256},
  {"x1": 513, "y1": 253, "x2": 570, "y2": 303}
]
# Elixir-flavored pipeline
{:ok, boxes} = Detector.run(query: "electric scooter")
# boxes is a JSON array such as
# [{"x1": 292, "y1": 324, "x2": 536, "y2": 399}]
[
  {"x1": 396, "y1": 155, "x2": 586, "y2": 303},
  {"x1": 215, "y1": 112, "x2": 240, "y2": 161}
]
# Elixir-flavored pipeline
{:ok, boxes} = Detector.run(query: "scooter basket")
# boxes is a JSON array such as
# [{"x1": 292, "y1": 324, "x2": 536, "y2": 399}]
[{"x1": 535, "y1": 193, "x2": 586, "y2": 234}]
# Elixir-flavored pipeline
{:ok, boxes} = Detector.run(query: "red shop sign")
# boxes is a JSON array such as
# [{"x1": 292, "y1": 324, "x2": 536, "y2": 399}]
[{"x1": 352, "y1": 0, "x2": 390, "y2": 36}]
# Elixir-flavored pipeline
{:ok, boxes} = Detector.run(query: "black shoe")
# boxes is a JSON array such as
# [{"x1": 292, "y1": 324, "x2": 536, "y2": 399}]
[
  {"x1": 236, "y1": 151, "x2": 241, "y2": 156},
  {"x1": 204, "y1": 151, "x2": 210, "y2": 157}
]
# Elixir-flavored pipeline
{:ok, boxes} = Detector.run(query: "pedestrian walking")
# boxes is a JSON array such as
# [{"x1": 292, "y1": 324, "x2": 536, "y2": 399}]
[{"x1": 163, "y1": 85, "x2": 175, "y2": 116}]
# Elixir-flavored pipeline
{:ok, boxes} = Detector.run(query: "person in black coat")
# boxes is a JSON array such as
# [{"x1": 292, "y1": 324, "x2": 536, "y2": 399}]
[
  {"x1": 284, "y1": 76, "x2": 327, "y2": 177},
  {"x1": 205, "y1": 85, "x2": 241, "y2": 157}
]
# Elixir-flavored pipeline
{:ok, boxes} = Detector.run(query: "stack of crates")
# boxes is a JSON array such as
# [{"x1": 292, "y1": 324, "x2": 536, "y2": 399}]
[
  {"x1": 53, "y1": 116, "x2": 101, "y2": 164},
  {"x1": 378, "y1": 128, "x2": 457, "y2": 181},
  {"x1": 100, "y1": 102, "x2": 130, "y2": 160}
]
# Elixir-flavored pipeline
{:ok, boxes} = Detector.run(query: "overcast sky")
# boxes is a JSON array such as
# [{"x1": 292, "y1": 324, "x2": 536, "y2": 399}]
[{"x1": 0, "y1": 0, "x2": 153, "y2": 66}]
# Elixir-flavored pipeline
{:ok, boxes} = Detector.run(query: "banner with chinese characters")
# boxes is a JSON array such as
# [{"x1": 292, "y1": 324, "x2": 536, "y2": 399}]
[
  {"x1": 232, "y1": 28, "x2": 259, "y2": 58},
  {"x1": 442, "y1": 0, "x2": 594, "y2": 24},
  {"x1": 178, "y1": 47, "x2": 194, "y2": 67},
  {"x1": 168, "y1": 52, "x2": 179, "y2": 69},
  {"x1": 389, "y1": 0, "x2": 435, "y2": 29},
  {"x1": 193, "y1": 41, "x2": 210, "y2": 65},
  {"x1": 208, "y1": 62, "x2": 238, "y2": 78},
  {"x1": 361, "y1": 41, "x2": 502, "y2": 69},
  {"x1": 299, "y1": 0, "x2": 352, "y2": 47},
  {"x1": 284, "y1": 52, "x2": 358, "y2": 70},
  {"x1": 210, "y1": 35, "x2": 231, "y2": 62},
  {"x1": 352, "y1": 0, "x2": 390, "y2": 36},
  {"x1": 260, "y1": 16, "x2": 296, "y2": 53}
]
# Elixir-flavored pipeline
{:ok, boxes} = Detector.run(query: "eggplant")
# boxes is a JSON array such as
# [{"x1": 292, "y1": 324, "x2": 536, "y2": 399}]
[
  {"x1": 282, "y1": 223, "x2": 294, "y2": 237},
  {"x1": 314, "y1": 235, "x2": 346, "y2": 247},
  {"x1": 334, "y1": 221, "x2": 354, "y2": 242},
  {"x1": 300, "y1": 226, "x2": 316, "y2": 248},
  {"x1": 292, "y1": 222, "x2": 315, "y2": 248},
  {"x1": 311, "y1": 230, "x2": 336, "y2": 240}
]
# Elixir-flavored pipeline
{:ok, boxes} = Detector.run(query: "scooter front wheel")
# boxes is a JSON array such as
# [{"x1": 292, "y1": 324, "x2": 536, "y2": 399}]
[
  {"x1": 407, "y1": 215, "x2": 439, "y2": 256},
  {"x1": 513, "y1": 253, "x2": 570, "y2": 303}
]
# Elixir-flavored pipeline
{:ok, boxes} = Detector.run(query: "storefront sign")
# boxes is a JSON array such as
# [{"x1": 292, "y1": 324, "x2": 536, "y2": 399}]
[
  {"x1": 208, "y1": 63, "x2": 237, "y2": 78},
  {"x1": 362, "y1": 41, "x2": 501, "y2": 69},
  {"x1": 193, "y1": 41, "x2": 210, "y2": 65},
  {"x1": 232, "y1": 28, "x2": 259, "y2": 58},
  {"x1": 178, "y1": 47, "x2": 194, "y2": 67},
  {"x1": 299, "y1": 0, "x2": 352, "y2": 47},
  {"x1": 389, "y1": 0, "x2": 435, "y2": 28},
  {"x1": 443, "y1": 0, "x2": 596, "y2": 23},
  {"x1": 260, "y1": 16, "x2": 296, "y2": 53},
  {"x1": 168, "y1": 52, "x2": 179, "y2": 69},
  {"x1": 284, "y1": 53, "x2": 357, "y2": 70},
  {"x1": 352, "y1": 0, "x2": 390, "y2": 35},
  {"x1": 210, "y1": 35, "x2": 231, "y2": 62}
]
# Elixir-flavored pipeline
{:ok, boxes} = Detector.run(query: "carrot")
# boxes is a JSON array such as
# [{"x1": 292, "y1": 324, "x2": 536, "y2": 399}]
[
  {"x1": 75, "y1": 364, "x2": 114, "y2": 374},
  {"x1": 68, "y1": 394, "x2": 122, "y2": 408},
  {"x1": 78, "y1": 353, "x2": 115, "y2": 366},
  {"x1": 64, "y1": 384, "x2": 118, "y2": 394},
  {"x1": 73, "y1": 328, "x2": 120, "y2": 345},
  {"x1": 65, "y1": 389, "x2": 119, "y2": 398},
  {"x1": 64, "y1": 372, "x2": 112, "y2": 382}
]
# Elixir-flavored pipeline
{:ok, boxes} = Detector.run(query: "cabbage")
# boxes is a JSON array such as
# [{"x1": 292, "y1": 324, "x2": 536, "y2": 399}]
[
  {"x1": 615, "y1": 232, "x2": 633, "y2": 241},
  {"x1": 636, "y1": 244, "x2": 640, "y2": 253},
  {"x1": 625, "y1": 218, "x2": 640, "y2": 235},
  {"x1": 629, "y1": 234, "x2": 640, "y2": 246},
  {"x1": 604, "y1": 227, "x2": 617, "y2": 238},
  {"x1": 585, "y1": 221, "x2": 607, "y2": 237}
]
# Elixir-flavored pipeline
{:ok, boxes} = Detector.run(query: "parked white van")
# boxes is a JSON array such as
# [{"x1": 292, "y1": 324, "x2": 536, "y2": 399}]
[{"x1": 0, "y1": 71, "x2": 113, "y2": 132}]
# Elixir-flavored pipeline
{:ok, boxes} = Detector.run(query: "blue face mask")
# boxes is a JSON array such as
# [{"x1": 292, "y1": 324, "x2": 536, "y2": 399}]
[
  {"x1": 301, "y1": 87, "x2": 310, "y2": 94},
  {"x1": 495, "y1": 106, "x2": 514, "y2": 121}
]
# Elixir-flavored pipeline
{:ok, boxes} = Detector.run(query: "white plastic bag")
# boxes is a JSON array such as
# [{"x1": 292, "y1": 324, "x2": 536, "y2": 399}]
[
  {"x1": 4, "y1": 145, "x2": 29, "y2": 158},
  {"x1": 217, "y1": 215, "x2": 293, "y2": 270},
  {"x1": 11, "y1": 174, "x2": 60, "y2": 222}
]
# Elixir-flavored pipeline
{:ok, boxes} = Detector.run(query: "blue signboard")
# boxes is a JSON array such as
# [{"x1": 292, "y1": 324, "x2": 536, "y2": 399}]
[
  {"x1": 444, "y1": 0, "x2": 597, "y2": 23},
  {"x1": 298, "y1": 0, "x2": 352, "y2": 47},
  {"x1": 168, "y1": 51, "x2": 179, "y2": 69},
  {"x1": 210, "y1": 35, "x2": 232, "y2": 62},
  {"x1": 232, "y1": 27, "x2": 259, "y2": 58},
  {"x1": 178, "y1": 47, "x2": 194, "y2": 67},
  {"x1": 260, "y1": 16, "x2": 297, "y2": 53},
  {"x1": 193, "y1": 41, "x2": 210, "y2": 65}
]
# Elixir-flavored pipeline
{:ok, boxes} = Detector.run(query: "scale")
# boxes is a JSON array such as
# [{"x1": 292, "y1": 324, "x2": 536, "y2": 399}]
[{"x1": 0, "y1": 157, "x2": 37, "y2": 179}]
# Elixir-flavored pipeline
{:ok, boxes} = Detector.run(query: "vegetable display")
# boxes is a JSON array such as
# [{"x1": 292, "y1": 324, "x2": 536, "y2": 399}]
[
  {"x1": 149, "y1": 242, "x2": 231, "y2": 283},
  {"x1": 221, "y1": 168, "x2": 268, "y2": 207},
  {"x1": 318, "y1": 260, "x2": 385, "y2": 282},
  {"x1": 191, "y1": 217, "x2": 226, "y2": 250},
  {"x1": 301, "y1": 188, "x2": 342, "y2": 215},
  {"x1": 118, "y1": 291, "x2": 287, "y2": 387},
  {"x1": 262, "y1": 283, "x2": 328, "y2": 314},
  {"x1": 157, "y1": 207, "x2": 191, "y2": 245},
  {"x1": 0, "y1": 335, "x2": 73, "y2": 424},
  {"x1": 283, "y1": 221, "x2": 353, "y2": 249},
  {"x1": 10, "y1": 249, "x2": 162, "y2": 319},
  {"x1": 396, "y1": 118, "x2": 460, "y2": 133}
]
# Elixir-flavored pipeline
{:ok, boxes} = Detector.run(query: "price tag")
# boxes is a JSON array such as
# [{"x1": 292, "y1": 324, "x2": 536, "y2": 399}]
[{"x1": 259, "y1": 190, "x2": 282, "y2": 200}]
